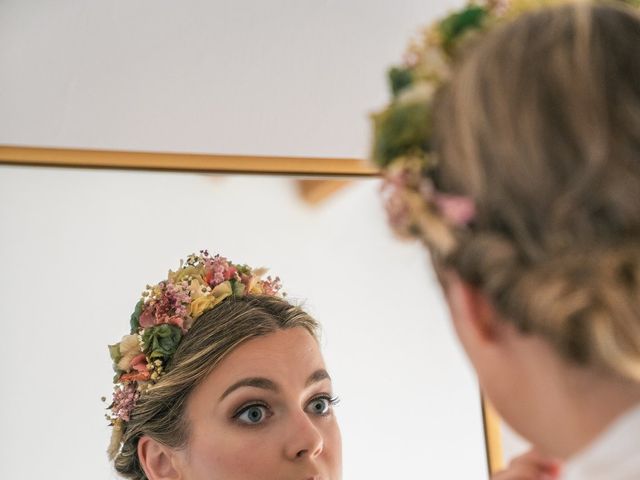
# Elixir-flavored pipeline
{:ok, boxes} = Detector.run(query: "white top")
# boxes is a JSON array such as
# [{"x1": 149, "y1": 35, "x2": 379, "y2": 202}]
[{"x1": 562, "y1": 403, "x2": 640, "y2": 480}]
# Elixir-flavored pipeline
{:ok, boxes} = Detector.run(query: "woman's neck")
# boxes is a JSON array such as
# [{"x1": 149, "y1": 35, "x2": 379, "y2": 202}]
[{"x1": 510, "y1": 337, "x2": 640, "y2": 459}]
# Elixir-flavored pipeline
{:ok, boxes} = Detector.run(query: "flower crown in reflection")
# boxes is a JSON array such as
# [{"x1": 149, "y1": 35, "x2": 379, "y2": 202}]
[
  {"x1": 371, "y1": 0, "x2": 639, "y2": 256},
  {"x1": 105, "y1": 250, "x2": 283, "y2": 458}
]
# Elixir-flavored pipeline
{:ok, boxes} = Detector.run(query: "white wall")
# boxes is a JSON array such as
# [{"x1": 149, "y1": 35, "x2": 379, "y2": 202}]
[
  {"x1": 0, "y1": 0, "x2": 461, "y2": 157},
  {"x1": 0, "y1": 166, "x2": 487, "y2": 479}
]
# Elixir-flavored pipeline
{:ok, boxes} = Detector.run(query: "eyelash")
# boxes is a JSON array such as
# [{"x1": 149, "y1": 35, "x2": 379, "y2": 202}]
[
  {"x1": 317, "y1": 394, "x2": 341, "y2": 413},
  {"x1": 307, "y1": 394, "x2": 340, "y2": 417},
  {"x1": 232, "y1": 394, "x2": 340, "y2": 425}
]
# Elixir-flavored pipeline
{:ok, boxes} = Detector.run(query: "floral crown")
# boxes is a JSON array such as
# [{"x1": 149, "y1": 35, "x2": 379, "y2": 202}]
[
  {"x1": 105, "y1": 250, "x2": 283, "y2": 458},
  {"x1": 370, "y1": 0, "x2": 639, "y2": 256}
]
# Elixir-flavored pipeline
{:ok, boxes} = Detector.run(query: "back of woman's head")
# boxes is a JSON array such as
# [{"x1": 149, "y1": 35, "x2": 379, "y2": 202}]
[
  {"x1": 433, "y1": 2, "x2": 640, "y2": 381},
  {"x1": 113, "y1": 295, "x2": 318, "y2": 480}
]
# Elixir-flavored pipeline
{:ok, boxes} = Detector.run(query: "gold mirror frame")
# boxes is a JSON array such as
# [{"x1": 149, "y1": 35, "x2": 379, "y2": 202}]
[{"x1": 0, "y1": 144, "x2": 504, "y2": 475}]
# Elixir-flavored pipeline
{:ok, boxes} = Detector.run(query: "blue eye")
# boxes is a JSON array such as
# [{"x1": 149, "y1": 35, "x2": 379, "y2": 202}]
[
  {"x1": 306, "y1": 396, "x2": 336, "y2": 416},
  {"x1": 236, "y1": 405, "x2": 269, "y2": 425}
]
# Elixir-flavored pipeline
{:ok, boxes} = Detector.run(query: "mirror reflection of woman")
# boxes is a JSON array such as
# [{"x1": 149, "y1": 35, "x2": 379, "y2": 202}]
[
  {"x1": 372, "y1": 1, "x2": 640, "y2": 479},
  {"x1": 106, "y1": 252, "x2": 341, "y2": 480}
]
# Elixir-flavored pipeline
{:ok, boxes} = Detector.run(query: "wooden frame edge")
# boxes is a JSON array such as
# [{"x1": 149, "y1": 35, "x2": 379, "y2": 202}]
[
  {"x1": 482, "y1": 394, "x2": 505, "y2": 475},
  {"x1": 0, "y1": 145, "x2": 379, "y2": 177}
]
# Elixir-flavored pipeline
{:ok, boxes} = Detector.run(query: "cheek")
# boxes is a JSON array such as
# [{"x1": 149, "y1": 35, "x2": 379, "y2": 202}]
[
  {"x1": 182, "y1": 416, "x2": 343, "y2": 479},
  {"x1": 185, "y1": 427, "x2": 282, "y2": 480},
  {"x1": 320, "y1": 419, "x2": 343, "y2": 477}
]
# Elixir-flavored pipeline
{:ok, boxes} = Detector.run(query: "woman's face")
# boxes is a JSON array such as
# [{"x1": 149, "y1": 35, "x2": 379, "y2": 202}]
[{"x1": 176, "y1": 327, "x2": 342, "y2": 480}]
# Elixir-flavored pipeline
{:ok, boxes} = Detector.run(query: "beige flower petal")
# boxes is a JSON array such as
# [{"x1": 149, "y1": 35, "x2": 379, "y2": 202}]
[
  {"x1": 117, "y1": 334, "x2": 142, "y2": 372},
  {"x1": 189, "y1": 278, "x2": 205, "y2": 299},
  {"x1": 211, "y1": 280, "x2": 232, "y2": 297}
]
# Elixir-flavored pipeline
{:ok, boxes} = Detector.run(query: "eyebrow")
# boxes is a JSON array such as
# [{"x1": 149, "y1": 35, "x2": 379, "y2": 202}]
[
  {"x1": 220, "y1": 377, "x2": 278, "y2": 401},
  {"x1": 306, "y1": 368, "x2": 331, "y2": 387},
  {"x1": 220, "y1": 369, "x2": 332, "y2": 401}
]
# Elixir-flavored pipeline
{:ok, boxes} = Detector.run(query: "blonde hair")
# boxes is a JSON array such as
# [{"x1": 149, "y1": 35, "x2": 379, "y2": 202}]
[
  {"x1": 113, "y1": 295, "x2": 319, "y2": 480},
  {"x1": 433, "y1": 2, "x2": 640, "y2": 380}
]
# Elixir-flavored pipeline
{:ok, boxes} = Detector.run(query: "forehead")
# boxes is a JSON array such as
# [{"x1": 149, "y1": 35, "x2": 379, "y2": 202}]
[{"x1": 201, "y1": 327, "x2": 325, "y2": 393}]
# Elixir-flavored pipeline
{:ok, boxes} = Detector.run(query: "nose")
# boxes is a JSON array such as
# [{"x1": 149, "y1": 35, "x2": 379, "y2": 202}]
[{"x1": 285, "y1": 410, "x2": 324, "y2": 461}]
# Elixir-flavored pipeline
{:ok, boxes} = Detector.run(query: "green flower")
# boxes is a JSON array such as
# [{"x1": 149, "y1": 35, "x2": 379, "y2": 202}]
[
  {"x1": 142, "y1": 324, "x2": 183, "y2": 360},
  {"x1": 235, "y1": 264, "x2": 252, "y2": 276},
  {"x1": 371, "y1": 89, "x2": 433, "y2": 168},
  {"x1": 439, "y1": 5, "x2": 488, "y2": 54},
  {"x1": 231, "y1": 278, "x2": 246, "y2": 297}
]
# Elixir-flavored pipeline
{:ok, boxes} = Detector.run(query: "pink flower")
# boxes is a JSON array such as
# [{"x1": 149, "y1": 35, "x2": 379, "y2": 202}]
[
  {"x1": 139, "y1": 281, "x2": 191, "y2": 328},
  {"x1": 205, "y1": 255, "x2": 236, "y2": 287},
  {"x1": 166, "y1": 315, "x2": 185, "y2": 331},
  {"x1": 433, "y1": 193, "x2": 476, "y2": 226},
  {"x1": 419, "y1": 176, "x2": 476, "y2": 226},
  {"x1": 139, "y1": 308, "x2": 156, "y2": 328},
  {"x1": 262, "y1": 276, "x2": 282, "y2": 296},
  {"x1": 119, "y1": 353, "x2": 150, "y2": 383},
  {"x1": 224, "y1": 266, "x2": 237, "y2": 281},
  {"x1": 130, "y1": 354, "x2": 148, "y2": 374},
  {"x1": 120, "y1": 369, "x2": 150, "y2": 383},
  {"x1": 111, "y1": 384, "x2": 141, "y2": 422}
]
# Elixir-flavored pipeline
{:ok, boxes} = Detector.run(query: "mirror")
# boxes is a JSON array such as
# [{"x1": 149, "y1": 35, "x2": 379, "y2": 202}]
[
  {"x1": 0, "y1": 164, "x2": 489, "y2": 479},
  {"x1": 0, "y1": 0, "x2": 504, "y2": 477}
]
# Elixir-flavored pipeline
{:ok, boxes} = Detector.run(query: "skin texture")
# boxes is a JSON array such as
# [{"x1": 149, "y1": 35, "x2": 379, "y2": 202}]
[
  {"x1": 492, "y1": 449, "x2": 561, "y2": 480},
  {"x1": 441, "y1": 269, "x2": 640, "y2": 466},
  {"x1": 138, "y1": 327, "x2": 342, "y2": 480}
]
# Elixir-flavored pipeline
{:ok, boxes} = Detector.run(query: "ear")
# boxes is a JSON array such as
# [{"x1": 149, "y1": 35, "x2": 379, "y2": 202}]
[
  {"x1": 440, "y1": 269, "x2": 500, "y2": 343},
  {"x1": 137, "y1": 435, "x2": 182, "y2": 480}
]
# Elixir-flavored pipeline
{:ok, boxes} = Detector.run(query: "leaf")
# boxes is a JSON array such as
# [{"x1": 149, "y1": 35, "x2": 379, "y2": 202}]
[
  {"x1": 109, "y1": 343, "x2": 122, "y2": 366},
  {"x1": 130, "y1": 299, "x2": 144, "y2": 333},
  {"x1": 389, "y1": 67, "x2": 414, "y2": 97}
]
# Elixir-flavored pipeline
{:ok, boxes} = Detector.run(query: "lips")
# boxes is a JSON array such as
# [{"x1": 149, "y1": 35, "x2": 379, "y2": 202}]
[{"x1": 301, "y1": 473, "x2": 323, "y2": 480}]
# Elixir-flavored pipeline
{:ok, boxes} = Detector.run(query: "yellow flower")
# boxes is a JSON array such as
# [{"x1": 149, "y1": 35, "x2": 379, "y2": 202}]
[
  {"x1": 506, "y1": 0, "x2": 568, "y2": 17},
  {"x1": 189, "y1": 295, "x2": 217, "y2": 319},
  {"x1": 168, "y1": 265, "x2": 205, "y2": 283},
  {"x1": 117, "y1": 334, "x2": 142, "y2": 372},
  {"x1": 189, "y1": 281, "x2": 234, "y2": 319}
]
